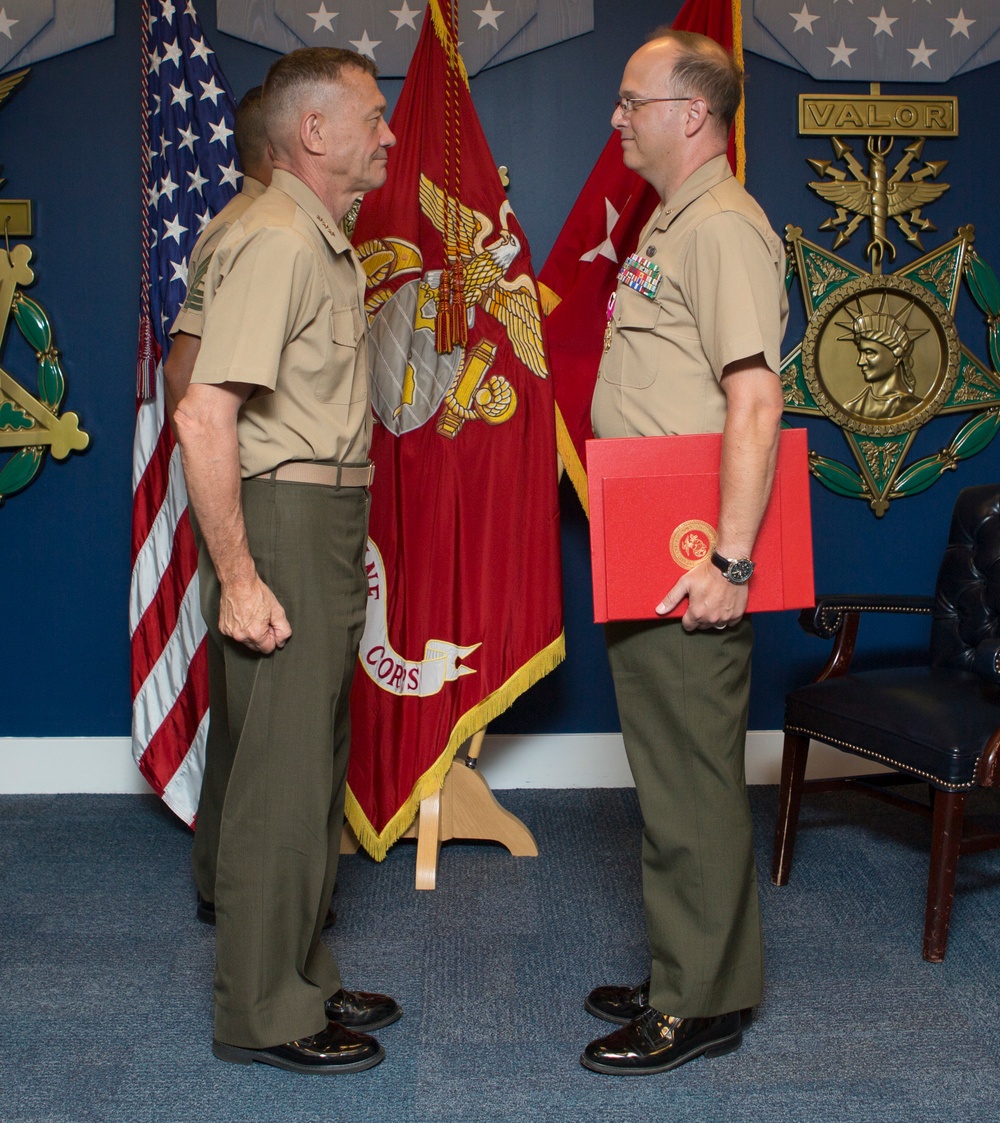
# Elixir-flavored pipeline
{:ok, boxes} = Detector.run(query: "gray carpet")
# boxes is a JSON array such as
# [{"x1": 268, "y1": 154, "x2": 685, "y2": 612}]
[{"x1": 1, "y1": 785, "x2": 998, "y2": 1122}]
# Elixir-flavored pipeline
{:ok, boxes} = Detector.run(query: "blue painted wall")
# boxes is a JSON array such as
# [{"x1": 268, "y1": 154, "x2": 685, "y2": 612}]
[{"x1": 1, "y1": 0, "x2": 997, "y2": 739}]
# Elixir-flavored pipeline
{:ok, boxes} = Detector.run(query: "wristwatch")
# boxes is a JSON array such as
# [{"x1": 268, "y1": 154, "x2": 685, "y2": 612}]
[{"x1": 710, "y1": 551, "x2": 755, "y2": 585}]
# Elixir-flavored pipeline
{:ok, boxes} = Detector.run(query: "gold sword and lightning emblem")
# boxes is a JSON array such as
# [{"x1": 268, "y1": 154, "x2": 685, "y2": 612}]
[{"x1": 808, "y1": 135, "x2": 949, "y2": 269}]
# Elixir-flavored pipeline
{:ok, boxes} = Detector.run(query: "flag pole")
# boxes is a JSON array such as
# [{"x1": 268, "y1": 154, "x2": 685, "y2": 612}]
[{"x1": 136, "y1": 0, "x2": 155, "y2": 400}]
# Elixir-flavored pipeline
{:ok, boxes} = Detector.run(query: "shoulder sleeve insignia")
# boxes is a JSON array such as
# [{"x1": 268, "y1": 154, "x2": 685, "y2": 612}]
[{"x1": 182, "y1": 251, "x2": 214, "y2": 313}]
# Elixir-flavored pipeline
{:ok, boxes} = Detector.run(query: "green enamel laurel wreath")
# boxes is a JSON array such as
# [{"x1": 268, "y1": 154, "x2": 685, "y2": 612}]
[{"x1": 0, "y1": 288, "x2": 84, "y2": 502}]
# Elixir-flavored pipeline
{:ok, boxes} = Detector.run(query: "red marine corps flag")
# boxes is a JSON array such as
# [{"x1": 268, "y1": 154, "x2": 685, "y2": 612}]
[
  {"x1": 347, "y1": 0, "x2": 565, "y2": 857},
  {"x1": 539, "y1": 0, "x2": 743, "y2": 512}
]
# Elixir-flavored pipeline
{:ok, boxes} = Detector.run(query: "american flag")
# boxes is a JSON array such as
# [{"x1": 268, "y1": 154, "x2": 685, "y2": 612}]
[{"x1": 130, "y1": 0, "x2": 239, "y2": 823}]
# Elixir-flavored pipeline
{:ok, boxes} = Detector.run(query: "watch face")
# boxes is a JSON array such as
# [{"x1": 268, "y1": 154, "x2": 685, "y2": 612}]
[{"x1": 727, "y1": 558, "x2": 755, "y2": 585}]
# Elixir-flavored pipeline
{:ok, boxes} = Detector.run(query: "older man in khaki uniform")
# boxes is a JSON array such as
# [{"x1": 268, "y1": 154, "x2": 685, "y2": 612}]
[
  {"x1": 175, "y1": 47, "x2": 399, "y2": 1076},
  {"x1": 581, "y1": 30, "x2": 787, "y2": 1075},
  {"x1": 166, "y1": 88, "x2": 339, "y2": 933}
]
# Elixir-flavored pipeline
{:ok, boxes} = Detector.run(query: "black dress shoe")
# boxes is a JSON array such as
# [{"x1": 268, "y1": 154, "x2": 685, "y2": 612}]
[
  {"x1": 581, "y1": 1007, "x2": 742, "y2": 1075},
  {"x1": 325, "y1": 988, "x2": 402, "y2": 1031},
  {"x1": 213, "y1": 1022, "x2": 383, "y2": 1074},
  {"x1": 196, "y1": 893, "x2": 337, "y2": 930},
  {"x1": 584, "y1": 977, "x2": 650, "y2": 1024}
]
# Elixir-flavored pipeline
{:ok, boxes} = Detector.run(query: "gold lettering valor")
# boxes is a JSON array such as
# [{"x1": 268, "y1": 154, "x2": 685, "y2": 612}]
[{"x1": 800, "y1": 95, "x2": 958, "y2": 138}]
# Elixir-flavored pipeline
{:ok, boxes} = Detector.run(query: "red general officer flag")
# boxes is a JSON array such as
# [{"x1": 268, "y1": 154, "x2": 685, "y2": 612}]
[
  {"x1": 539, "y1": 0, "x2": 744, "y2": 514},
  {"x1": 347, "y1": 0, "x2": 565, "y2": 858}
]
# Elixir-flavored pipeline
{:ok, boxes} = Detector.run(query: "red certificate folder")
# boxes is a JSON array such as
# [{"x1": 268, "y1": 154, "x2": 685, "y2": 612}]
[{"x1": 586, "y1": 429, "x2": 814, "y2": 623}]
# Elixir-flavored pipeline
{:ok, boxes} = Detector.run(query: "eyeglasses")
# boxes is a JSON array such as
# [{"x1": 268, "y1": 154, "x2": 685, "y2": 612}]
[{"x1": 613, "y1": 95, "x2": 696, "y2": 116}]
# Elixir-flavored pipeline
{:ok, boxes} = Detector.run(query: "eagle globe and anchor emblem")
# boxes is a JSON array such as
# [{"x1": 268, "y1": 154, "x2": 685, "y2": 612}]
[
  {"x1": 782, "y1": 89, "x2": 1000, "y2": 515},
  {"x1": 354, "y1": 172, "x2": 546, "y2": 440}
]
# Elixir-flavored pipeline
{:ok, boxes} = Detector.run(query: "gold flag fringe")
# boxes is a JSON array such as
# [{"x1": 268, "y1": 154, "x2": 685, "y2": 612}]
[
  {"x1": 345, "y1": 631, "x2": 566, "y2": 861},
  {"x1": 538, "y1": 285, "x2": 589, "y2": 516},
  {"x1": 733, "y1": 0, "x2": 746, "y2": 185},
  {"x1": 554, "y1": 403, "x2": 589, "y2": 517},
  {"x1": 538, "y1": 280, "x2": 561, "y2": 317}
]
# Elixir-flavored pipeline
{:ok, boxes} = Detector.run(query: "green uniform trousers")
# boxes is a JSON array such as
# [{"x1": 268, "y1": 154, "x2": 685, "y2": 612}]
[
  {"x1": 198, "y1": 477, "x2": 369, "y2": 1048},
  {"x1": 605, "y1": 615, "x2": 763, "y2": 1018},
  {"x1": 191, "y1": 507, "x2": 230, "y2": 905}
]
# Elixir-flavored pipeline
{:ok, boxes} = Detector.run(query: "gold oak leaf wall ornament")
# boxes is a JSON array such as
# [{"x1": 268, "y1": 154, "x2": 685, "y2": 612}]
[
  {"x1": 783, "y1": 88, "x2": 1000, "y2": 516},
  {"x1": 0, "y1": 69, "x2": 89, "y2": 505}
]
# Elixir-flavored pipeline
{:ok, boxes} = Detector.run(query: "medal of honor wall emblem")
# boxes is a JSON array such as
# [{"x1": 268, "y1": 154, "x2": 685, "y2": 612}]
[{"x1": 781, "y1": 94, "x2": 1000, "y2": 515}]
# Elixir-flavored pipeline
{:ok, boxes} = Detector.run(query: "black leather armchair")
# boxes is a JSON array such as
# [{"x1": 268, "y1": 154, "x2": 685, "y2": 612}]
[{"x1": 772, "y1": 484, "x2": 1000, "y2": 961}]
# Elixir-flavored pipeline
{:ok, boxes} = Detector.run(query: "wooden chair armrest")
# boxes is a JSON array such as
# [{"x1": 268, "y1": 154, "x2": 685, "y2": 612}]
[
  {"x1": 801, "y1": 595, "x2": 936, "y2": 640},
  {"x1": 977, "y1": 725, "x2": 1000, "y2": 787},
  {"x1": 799, "y1": 595, "x2": 935, "y2": 682}
]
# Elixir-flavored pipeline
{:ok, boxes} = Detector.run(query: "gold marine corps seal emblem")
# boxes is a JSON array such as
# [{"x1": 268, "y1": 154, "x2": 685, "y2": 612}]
[{"x1": 669, "y1": 520, "x2": 717, "y2": 571}]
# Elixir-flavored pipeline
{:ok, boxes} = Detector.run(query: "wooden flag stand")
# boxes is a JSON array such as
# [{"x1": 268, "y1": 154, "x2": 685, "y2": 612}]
[{"x1": 340, "y1": 729, "x2": 538, "y2": 889}]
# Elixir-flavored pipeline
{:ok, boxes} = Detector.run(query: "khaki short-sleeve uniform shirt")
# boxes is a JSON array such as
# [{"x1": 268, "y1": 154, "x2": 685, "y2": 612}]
[
  {"x1": 592, "y1": 154, "x2": 788, "y2": 439},
  {"x1": 170, "y1": 176, "x2": 266, "y2": 339},
  {"x1": 191, "y1": 169, "x2": 371, "y2": 478}
]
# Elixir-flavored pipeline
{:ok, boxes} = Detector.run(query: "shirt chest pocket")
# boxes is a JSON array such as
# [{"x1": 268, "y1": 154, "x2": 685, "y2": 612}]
[
  {"x1": 603, "y1": 290, "x2": 661, "y2": 389},
  {"x1": 314, "y1": 303, "x2": 365, "y2": 404},
  {"x1": 331, "y1": 304, "x2": 362, "y2": 349}
]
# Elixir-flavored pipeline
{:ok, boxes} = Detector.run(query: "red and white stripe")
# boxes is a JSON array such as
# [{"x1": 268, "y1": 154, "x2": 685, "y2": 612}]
[
  {"x1": 129, "y1": 0, "x2": 238, "y2": 824},
  {"x1": 130, "y1": 355, "x2": 209, "y2": 823}
]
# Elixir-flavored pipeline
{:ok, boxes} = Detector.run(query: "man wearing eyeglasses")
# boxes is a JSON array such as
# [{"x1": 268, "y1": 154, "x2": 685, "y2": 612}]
[{"x1": 582, "y1": 29, "x2": 788, "y2": 1075}]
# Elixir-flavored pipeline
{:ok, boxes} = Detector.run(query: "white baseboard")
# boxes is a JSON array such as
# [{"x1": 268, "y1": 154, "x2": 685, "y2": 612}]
[
  {"x1": 0, "y1": 732, "x2": 886, "y2": 795},
  {"x1": 0, "y1": 738, "x2": 157, "y2": 795},
  {"x1": 477, "y1": 731, "x2": 887, "y2": 787}
]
